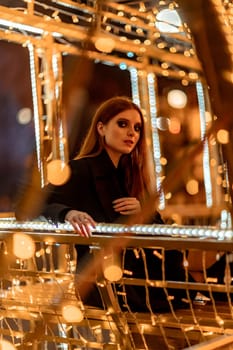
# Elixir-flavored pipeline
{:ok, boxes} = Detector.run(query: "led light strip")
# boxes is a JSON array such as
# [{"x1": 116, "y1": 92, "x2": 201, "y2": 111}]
[
  {"x1": 28, "y1": 43, "x2": 45, "y2": 185},
  {"x1": 147, "y1": 72, "x2": 165, "y2": 209},
  {"x1": 0, "y1": 18, "x2": 44, "y2": 35},
  {"x1": 129, "y1": 67, "x2": 140, "y2": 106},
  {"x1": 196, "y1": 80, "x2": 213, "y2": 208},
  {"x1": 0, "y1": 219, "x2": 232, "y2": 240}
]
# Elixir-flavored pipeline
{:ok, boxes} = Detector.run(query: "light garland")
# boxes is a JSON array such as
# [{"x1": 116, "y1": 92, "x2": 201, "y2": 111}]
[
  {"x1": 0, "y1": 1, "x2": 201, "y2": 79},
  {"x1": 28, "y1": 43, "x2": 44, "y2": 183},
  {"x1": 196, "y1": 80, "x2": 213, "y2": 208},
  {"x1": 0, "y1": 2, "x2": 233, "y2": 349},
  {"x1": 0, "y1": 219, "x2": 232, "y2": 240},
  {"x1": 102, "y1": 252, "x2": 123, "y2": 282},
  {"x1": 62, "y1": 303, "x2": 84, "y2": 323},
  {"x1": 129, "y1": 67, "x2": 140, "y2": 106},
  {"x1": 147, "y1": 72, "x2": 165, "y2": 209},
  {"x1": 13, "y1": 233, "x2": 36, "y2": 259}
]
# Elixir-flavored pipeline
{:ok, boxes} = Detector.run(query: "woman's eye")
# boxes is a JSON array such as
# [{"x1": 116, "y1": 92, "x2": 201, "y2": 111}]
[
  {"x1": 134, "y1": 124, "x2": 141, "y2": 132},
  {"x1": 117, "y1": 120, "x2": 127, "y2": 127}
]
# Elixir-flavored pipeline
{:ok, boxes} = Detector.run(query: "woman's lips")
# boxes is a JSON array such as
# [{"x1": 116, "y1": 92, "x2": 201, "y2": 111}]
[{"x1": 124, "y1": 140, "x2": 134, "y2": 146}]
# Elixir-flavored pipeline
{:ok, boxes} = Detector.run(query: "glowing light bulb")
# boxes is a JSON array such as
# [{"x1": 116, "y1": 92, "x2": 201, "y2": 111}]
[
  {"x1": 47, "y1": 159, "x2": 71, "y2": 185},
  {"x1": 13, "y1": 233, "x2": 35, "y2": 259},
  {"x1": 62, "y1": 304, "x2": 84, "y2": 323},
  {"x1": 0, "y1": 339, "x2": 16, "y2": 350},
  {"x1": 167, "y1": 89, "x2": 187, "y2": 109}
]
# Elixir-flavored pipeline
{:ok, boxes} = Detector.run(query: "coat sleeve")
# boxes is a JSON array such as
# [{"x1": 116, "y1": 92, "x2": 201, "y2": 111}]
[{"x1": 42, "y1": 159, "x2": 90, "y2": 223}]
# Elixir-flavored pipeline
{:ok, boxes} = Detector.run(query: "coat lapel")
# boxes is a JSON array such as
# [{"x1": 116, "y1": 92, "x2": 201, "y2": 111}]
[{"x1": 87, "y1": 152, "x2": 126, "y2": 222}]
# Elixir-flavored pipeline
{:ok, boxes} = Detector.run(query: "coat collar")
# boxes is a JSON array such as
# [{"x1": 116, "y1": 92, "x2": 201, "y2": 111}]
[{"x1": 90, "y1": 150, "x2": 117, "y2": 176}]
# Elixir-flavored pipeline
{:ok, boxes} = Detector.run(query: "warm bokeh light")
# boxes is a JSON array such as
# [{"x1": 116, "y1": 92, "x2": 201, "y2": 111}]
[
  {"x1": 0, "y1": 340, "x2": 16, "y2": 350},
  {"x1": 103, "y1": 264, "x2": 123, "y2": 282},
  {"x1": 210, "y1": 158, "x2": 217, "y2": 167},
  {"x1": 103, "y1": 254, "x2": 123, "y2": 282},
  {"x1": 17, "y1": 107, "x2": 32, "y2": 124},
  {"x1": 62, "y1": 304, "x2": 84, "y2": 323},
  {"x1": 156, "y1": 9, "x2": 182, "y2": 33},
  {"x1": 165, "y1": 192, "x2": 172, "y2": 200},
  {"x1": 95, "y1": 37, "x2": 115, "y2": 53},
  {"x1": 169, "y1": 117, "x2": 181, "y2": 134},
  {"x1": 160, "y1": 157, "x2": 167, "y2": 166},
  {"x1": 171, "y1": 213, "x2": 182, "y2": 224},
  {"x1": 217, "y1": 129, "x2": 229, "y2": 144},
  {"x1": 167, "y1": 89, "x2": 187, "y2": 109},
  {"x1": 186, "y1": 179, "x2": 199, "y2": 195},
  {"x1": 47, "y1": 159, "x2": 71, "y2": 185},
  {"x1": 13, "y1": 233, "x2": 35, "y2": 259},
  {"x1": 205, "y1": 111, "x2": 212, "y2": 123}
]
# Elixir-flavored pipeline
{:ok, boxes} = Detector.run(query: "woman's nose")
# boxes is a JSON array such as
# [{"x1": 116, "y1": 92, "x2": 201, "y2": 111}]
[{"x1": 127, "y1": 126, "x2": 135, "y2": 136}]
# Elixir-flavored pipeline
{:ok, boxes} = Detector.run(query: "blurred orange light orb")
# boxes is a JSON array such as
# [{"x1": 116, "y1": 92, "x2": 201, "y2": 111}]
[
  {"x1": 62, "y1": 304, "x2": 84, "y2": 323},
  {"x1": 47, "y1": 160, "x2": 71, "y2": 185},
  {"x1": 0, "y1": 340, "x2": 16, "y2": 350},
  {"x1": 13, "y1": 233, "x2": 35, "y2": 259}
]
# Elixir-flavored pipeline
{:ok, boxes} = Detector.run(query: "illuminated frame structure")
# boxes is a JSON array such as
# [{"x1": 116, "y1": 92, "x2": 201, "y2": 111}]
[{"x1": 0, "y1": 1, "x2": 230, "y2": 217}]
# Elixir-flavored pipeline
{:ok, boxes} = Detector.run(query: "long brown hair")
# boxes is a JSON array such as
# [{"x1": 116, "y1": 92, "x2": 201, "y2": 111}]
[{"x1": 75, "y1": 96, "x2": 155, "y2": 202}]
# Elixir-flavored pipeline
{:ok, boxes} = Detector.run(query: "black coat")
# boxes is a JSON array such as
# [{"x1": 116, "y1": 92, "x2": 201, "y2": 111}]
[
  {"x1": 44, "y1": 150, "x2": 163, "y2": 224},
  {"x1": 43, "y1": 151, "x2": 190, "y2": 312}
]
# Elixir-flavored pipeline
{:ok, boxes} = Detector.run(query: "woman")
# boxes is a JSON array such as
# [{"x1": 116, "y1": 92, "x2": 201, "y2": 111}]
[
  {"x1": 43, "y1": 96, "x2": 189, "y2": 311},
  {"x1": 44, "y1": 96, "x2": 161, "y2": 233}
]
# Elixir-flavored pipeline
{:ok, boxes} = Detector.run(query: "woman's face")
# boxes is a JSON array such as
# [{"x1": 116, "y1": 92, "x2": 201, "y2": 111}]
[{"x1": 97, "y1": 108, "x2": 142, "y2": 166}]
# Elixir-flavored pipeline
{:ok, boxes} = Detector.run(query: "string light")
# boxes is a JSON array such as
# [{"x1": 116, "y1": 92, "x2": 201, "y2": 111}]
[
  {"x1": 28, "y1": 43, "x2": 44, "y2": 184},
  {"x1": 95, "y1": 36, "x2": 115, "y2": 53},
  {"x1": 217, "y1": 129, "x2": 229, "y2": 144},
  {"x1": 13, "y1": 233, "x2": 35, "y2": 259},
  {"x1": 0, "y1": 215, "x2": 232, "y2": 347},
  {"x1": 0, "y1": 1, "x2": 199, "y2": 81},
  {"x1": 0, "y1": 219, "x2": 233, "y2": 240},
  {"x1": 147, "y1": 72, "x2": 165, "y2": 209},
  {"x1": 129, "y1": 67, "x2": 140, "y2": 106},
  {"x1": 0, "y1": 18, "x2": 44, "y2": 35},
  {"x1": 1, "y1": 2, "x2": 233, "y2": 348},
  {"x1": 62, "y1": 304, "x2": 84, "y2": 323},
  {"x1": 102, "y1": 253, "x2": 123, "y2": 282},
  {"x1": 196, "y1": 81, "x2": 213, "y2": 207}
]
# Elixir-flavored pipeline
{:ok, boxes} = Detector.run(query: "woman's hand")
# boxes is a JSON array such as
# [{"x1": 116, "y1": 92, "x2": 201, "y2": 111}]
[
  {"x1": 113, "y1": 197, "x2": 141, "y2": 215},
  {"x1": 65, "y1": 210, "x2": 96, "y2": 237}
]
